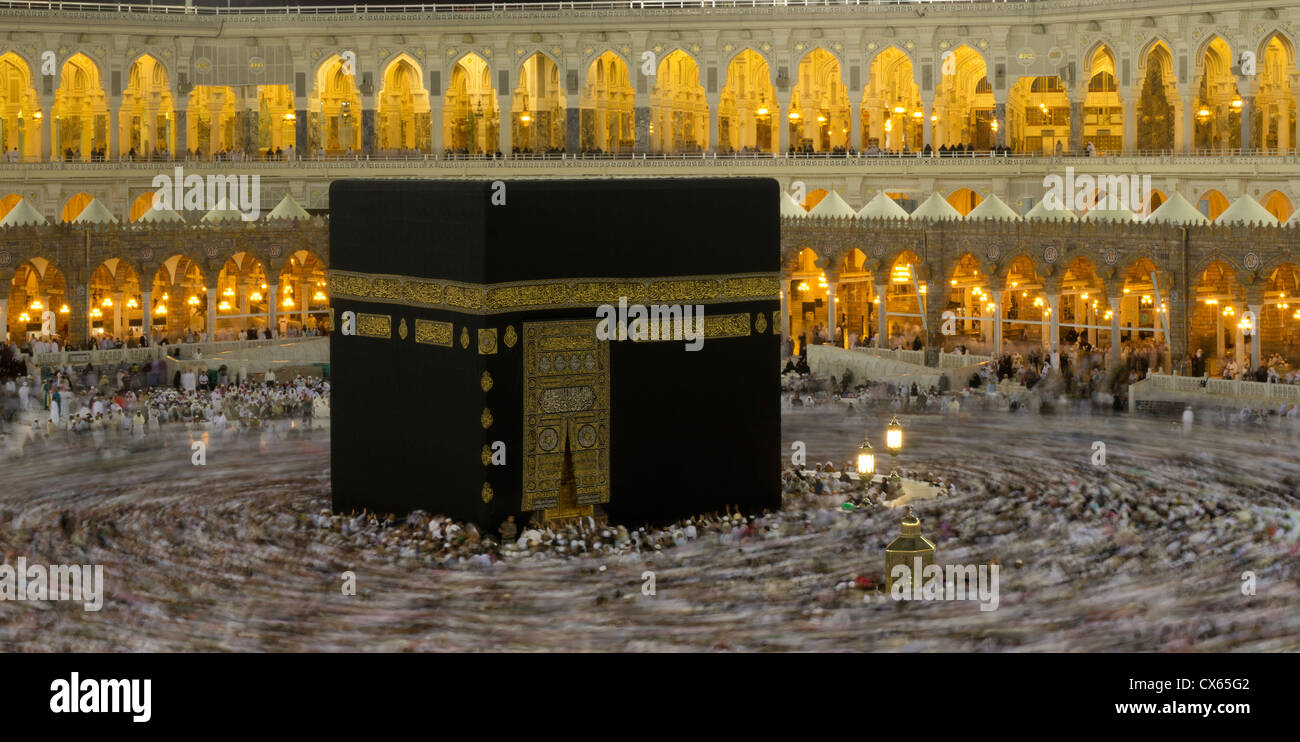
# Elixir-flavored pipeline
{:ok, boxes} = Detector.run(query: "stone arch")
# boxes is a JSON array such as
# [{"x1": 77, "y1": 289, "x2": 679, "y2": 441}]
[
  {"x1": 443, "y1": 52, "x2": 500, "y2": 155},
  {"x1": 580, "y1": 50, "x2": 634, "y2": 153},
  {"x1": 311, "y1": 53, "x2": 362, "y2": 154},
  {"x1": 790, "y1": 46, "x2": 848, "y2": 153},
  {"x1": 511, "y1": 52, "x2": 566, "y2": 153}
]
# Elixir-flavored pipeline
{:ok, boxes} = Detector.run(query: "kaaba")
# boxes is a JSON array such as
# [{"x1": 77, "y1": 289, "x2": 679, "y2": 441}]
[{"x1": 329, "y1": 178, "x2": 780, "y2": 528}]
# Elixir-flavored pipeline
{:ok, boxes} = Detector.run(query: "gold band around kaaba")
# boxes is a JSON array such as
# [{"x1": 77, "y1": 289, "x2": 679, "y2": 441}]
[{"x1": 329, "y1": 270, "x2": 780, "y2": 315}]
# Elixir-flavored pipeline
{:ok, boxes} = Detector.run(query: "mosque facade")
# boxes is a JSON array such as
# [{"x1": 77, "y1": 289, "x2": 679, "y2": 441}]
[{"x1": 1, "y1": 0, "x2": 1299, "y2": 372}]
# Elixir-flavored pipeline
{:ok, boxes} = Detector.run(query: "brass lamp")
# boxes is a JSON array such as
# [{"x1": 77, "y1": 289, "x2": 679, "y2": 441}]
[
  {"x1": 885, "y1": 416, "x2": 903, "y2": 456},
  {"x1": 857, "y1": 434, "x2": 875, "y2": 476}
]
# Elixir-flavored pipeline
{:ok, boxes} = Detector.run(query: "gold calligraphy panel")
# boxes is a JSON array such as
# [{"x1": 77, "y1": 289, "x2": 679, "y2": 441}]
[{"x1": 522, "y1": 320, "x2": 610, "y2": 511}]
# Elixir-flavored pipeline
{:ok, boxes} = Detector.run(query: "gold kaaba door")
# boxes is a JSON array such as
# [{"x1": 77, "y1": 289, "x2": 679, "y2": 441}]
[{"x1": 521, "y1": 320, "x2": 611, "y2": 520}]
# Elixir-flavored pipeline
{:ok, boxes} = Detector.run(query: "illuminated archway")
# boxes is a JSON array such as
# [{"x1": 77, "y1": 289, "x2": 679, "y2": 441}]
[
  {"x1": 1137, "y1": 41, "x2": 1177, "y2": 152},
  {"x1": 254, "y1": 85, "x2": 296, "y2": 155},
  {"x1": 277, "y1": 250, "x2": 331, "y2": 335},
  {"x1": 579, "y1": 52, "x2": 634, "y2": 154},
  {"x1": 1190, "y1": 259, "x2": 1246, "y2": 374},
  {"x1": 788, "y1": 247, "x2": 826, "y2": 352},
  {"x1": 650, "y1": 50, "x2": 707, "y2": 153},
  {"x1": 1008, "y1": 75, "x2": 1070, "y2": 155},
  {"x1": 1193, "y1": 37, "x2": 1241, "y2": 152},
  {"x1": 7, "y1": 259, "x2": 68, "y2": 340},
  {"x1": 0, "y1": 53, "x2": 41, "y2": 161},
  {"x1": 719, "y1": 50, "x2": 777, "y2": 154},
  {"x1": 215, "y1": 252, "x2": 271, "y2": 338},
  {"x1": 864, "y1": 47, "x2": 919, "y2": 151},
  {"x1": 51, "y1": 53, "x2": 108, "y2": 161},
  {"x1": 512, "y1": 53, "x2": 565, "y2": 153},
  {"x1": 118, "y1": 54, "x2": 174, "y2": 159},
  {"x1": 87, "y1": 259, "x2": 143, "y2": 339},
  {"x1": 310, "y1": 55, "x2": 362, "y2": 155},
  {"x1": 443, "y1": 53, "x2": 499, "y2": 155},
  {"x1": 1082, "y1": 46, "x2": 1123, "y2": 153},
  {"x1": 789, "y1": 48, "x2": 847, "y2": 153},
  {"x1": 1254, "y1": 34, "x2": 1297, "y2": 151},
  {"x1": 1262, "y1": 263, "x2": 1300, "y2": 363},
  {"x1": 378, "y1": 55, "x2": 431, "y2": 154},
  {"x1": 151, "y1": 255, "x2": 207, "y2": 339},
  {"x1": 934, "y1": 46, "x2": 993, "y2": 150},
  {"x1": 187, "y1": 85, "x2": 237, "y2": 158}
]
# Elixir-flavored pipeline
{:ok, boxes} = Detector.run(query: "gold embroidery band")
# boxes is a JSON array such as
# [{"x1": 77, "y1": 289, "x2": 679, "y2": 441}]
[
  {"x1": 356, "y1": 313, "x2": 392, "y2": 339},
  {"x1": 329, "y1": 270, "x2": 779, "y2": 315},
  {"x1": 627, "y1": 312, "x2": 752, "y2": 342}
]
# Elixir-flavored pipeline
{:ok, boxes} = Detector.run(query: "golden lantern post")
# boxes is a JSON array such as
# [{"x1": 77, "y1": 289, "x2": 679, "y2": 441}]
[
  {"x1": 884, "y1": 415, "x2": 903, "y2": 496},
  {"x1": 856, "y1": 433, "x2": 874, "y2": 495}
]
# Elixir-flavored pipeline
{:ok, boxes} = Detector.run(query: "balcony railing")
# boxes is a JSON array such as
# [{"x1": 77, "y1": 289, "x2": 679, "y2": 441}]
[
  {"x1": 0, "y1": 0, "x2": 1040, "y2": 17},
  {"x1": 1139, "y1": 372, "x2": 1300, "y2": 402},
  {"x1": 30, "y1": 336, "x2": 323, "y2": 366},
  {"x1": 4, "y1": 148, "x2": 1299, "y2": 169}
]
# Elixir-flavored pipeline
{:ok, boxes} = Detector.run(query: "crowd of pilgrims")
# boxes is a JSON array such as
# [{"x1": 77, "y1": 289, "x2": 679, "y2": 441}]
[{"x1": 0, "y1": 358, "x2": 329, "y2": 456}]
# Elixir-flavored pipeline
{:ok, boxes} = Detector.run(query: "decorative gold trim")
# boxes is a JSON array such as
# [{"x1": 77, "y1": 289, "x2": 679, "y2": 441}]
[
  {"x1": 480, "y1": 370, "x2": 494, "y2": 392},
  {"x1": 481, "y1": 483, "x2": 494, "y2": 503},
  {"x1": 754, "y1": 312, "x2": 768, "y2": 334},
  {"x1": 503, "y1": 325, "x2": 518, "y2": 348},
  {"x1": 481, "y1": 407, "x2": 493, "y2": 429},
  {"x1": 478, "y1": 328, "x2": 498, "y2": 355},
  {"x1": 460, "y1": 326, "x2": 470, "y2": 349},
  {"x1": 628, "y1": 312, "x2": 753, "y2": 342},
  {"x1": 397, "y1": 317, "x2": 409, "y2": 340},
  {"x1": 330, "y1": 269, "x2": 779, "y2": 315},
  {"x1": 772, "y1": 310, "x2": 780, "y2": 334},
  {"x1": 356, "y1": 313, "x2": 391, "y2": 339},
  {"x1": 414, "y1": 319, "x2": 453, "y2": 346},
  {"x1": 481, "y1": 444, "x2": 492, "y2": 466}
]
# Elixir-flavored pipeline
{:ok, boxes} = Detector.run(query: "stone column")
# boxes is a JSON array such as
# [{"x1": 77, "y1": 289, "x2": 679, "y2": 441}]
[
  {"x1": 1109, "y1": 295, "x2": 1121, "y2": 367},
  {"x1": 1069, "y1": 98, "x2": 1083, "y2": 154},
  {"x1": 361, "y1": 104, "x2": 375, "y2": 157},
  {"x1": 141, "y1": 288, "x2": 152, "y2": 339},
  {"x1": 848, "y1": 91, "x2": 863, "y2": 150},
  {"x1": 206, "y1": 288, "x2": 217, "y2": 342},
  {"x1": 69, "y1": 283, "x2": 89, "y2": 347},
  {"x1": 921, "y1": 94, "x2": 933, "y2": 150},
  {"x1": 1122, "y1": 89, "x2": 1136, "y2": 154},
  {"x1": 1180, "y1": 88, "x2": 1196, "y2": 153},
  {"x1": 565, "y1": 94, "x2": 580, "y2": 154},
  {"x1": 706, "y1": 91, "x2": 720, "y2": 153},
  {"x1": 875, "y1": 282, "x2": 888, "y2": 348},
  {"x1": 1239, "y1": 91, "x2": 1255, "y2": 152},
  {"x1": 0, "y1": 293, "x2": 7, "y2": 343},
  {"x1": 268, "y1": 282, "x2": 279, "y2": 338},
  {"x1": 174, "y1": 109, "x2": 187, "y2": 156},
  {"x1": 993, "y1": 94, "x2": 1007, "y2": 148},
  {"x1": 113, "y1": 291, "x2": 124, "y2": 338},
  {"x1": 1234, "y1": 303, "x2": 1245, "y2": 375},
  {"x1": 1249, "y1": 303, "x2": 1262, "y2": 369},
  {"x1": 294, "y1": 97, "x2": 307, "y2": 159},
  {"x1": 777, "y1": 90, "x2": 792, "y2": 153},
  {"x1": 497, "y1": 94, "x2": 510, "y2": 155},
  {"x1": 39, "y1": 92, "x2": 54, "y2": 162},
  {"x1": 825, "y1": 271, "x2": 839, "y2": 347},
  {"x1": 1047, "y1": 292, "x2": 1060, "y2": 367}
]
